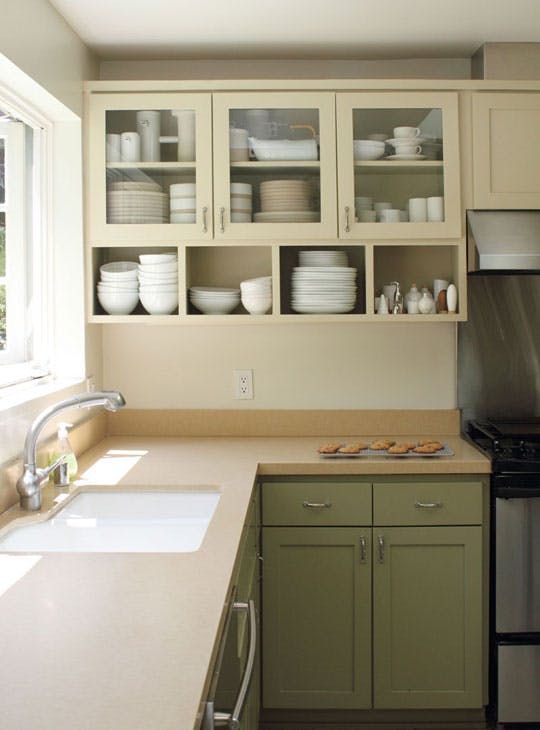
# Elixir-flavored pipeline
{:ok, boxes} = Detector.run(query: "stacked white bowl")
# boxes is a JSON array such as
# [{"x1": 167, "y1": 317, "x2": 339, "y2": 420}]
[
  {"x1": 97, "y1": 262, "x2": 139, "y2": 315},
  {"x1": 231, "y1": 183, "x2": 253, "y2": 223},
  {"x1": 354, "y1": 196, "x2": 377, "y2": 223},
  {"x1": 291, "y1": 250, "x2": 357, "y2": 314},
  {"x1": 138, "y1": 253, "x2": 179, "y2": 315},
  {"x1": 170, "y1": 183, "x2": 196, "y2": 224},
  {"x1": 240, "y1": 276, "x2": 272, "y2": 315},
  {"x1": 353, "y1": 140, "x2": 385, "y2": 161},
  {"x1": 189, "y1": 287, "x2": 241, "y2": 315},
  {"x1": 107, "y1": 181, "x2": 168, "y2": 224}
]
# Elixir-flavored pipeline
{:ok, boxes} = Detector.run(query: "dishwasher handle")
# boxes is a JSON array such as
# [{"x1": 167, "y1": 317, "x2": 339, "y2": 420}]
[{"x1": 210, "y1": 599, "x2": 257, "y2": 730}]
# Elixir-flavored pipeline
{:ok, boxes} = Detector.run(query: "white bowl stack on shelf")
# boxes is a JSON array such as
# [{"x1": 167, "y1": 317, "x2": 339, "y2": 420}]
[
  {"x1": 138, "y1": 253, "x2": 179, "y2": 315},
  {"x1": 255, "y1": 179, "x2": 318, "y2": 223},
  {"x1": 291, "y1": 250, "x2": 357, "y2": 314},
  {"x1": 97, "y1": 262, "x2": 139, "y2": 315},
  {"x1": 230, "y1": 182, "x2": 253, "y2": 222},
  {"x1": 353, "y1": 140, "x2": 386, "y2": 161},
  {"x1": 170, "y1": 183, "x2": 196, "y2": 224},
  {"x1": 107, "y1": 181, "x2": 168, "y2": 224},
  {"x1": 189, "y1": 287, "x2": 241, "y2": 315},
  {"x1": 240, "y1": 276, "x2": 272, "y2": 315}
]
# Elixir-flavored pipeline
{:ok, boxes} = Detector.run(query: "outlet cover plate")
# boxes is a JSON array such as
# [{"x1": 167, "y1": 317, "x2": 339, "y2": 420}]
[{"x1": 234, "y1": 369, "x2": 254, "y2": 400}]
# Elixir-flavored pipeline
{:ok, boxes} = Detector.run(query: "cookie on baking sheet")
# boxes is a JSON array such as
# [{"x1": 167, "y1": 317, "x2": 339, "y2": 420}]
[
  {"x1": 388, "y1": 444, "x2": 410, "y2": 454},
  {"x1": 400, "y1": 442, "x2": 418, "y2": 451},
  {"x1": 318, "y1": 443, "x2": 343, "y2": 454},
  {"x1": 413, "y1": 444, "x2": 440, "y2": 454},
  {"x1": 370, "y1": 440, "x2": 396, "y2": 451},
  {"x1": 418, "y1": 439, "x2": 443, "y2": 448},
  {"x1": 338, "y1": 442, "x2": 368, "y2": 454}
]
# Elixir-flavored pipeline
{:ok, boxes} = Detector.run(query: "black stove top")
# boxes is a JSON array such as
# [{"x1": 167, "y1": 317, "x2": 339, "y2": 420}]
[{"x1": 468, "y1": 419, "x2": 540, "y2": 479}]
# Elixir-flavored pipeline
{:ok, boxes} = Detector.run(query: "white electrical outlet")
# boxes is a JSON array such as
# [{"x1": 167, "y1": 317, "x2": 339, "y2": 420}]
[{"x1": 234, "y1": 369, "x2": 254, "y2": 400}]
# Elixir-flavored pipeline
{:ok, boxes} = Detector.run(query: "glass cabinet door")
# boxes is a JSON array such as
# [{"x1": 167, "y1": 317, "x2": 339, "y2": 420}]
[
  {"x1": 336, "y1": 92, "x2": 461, "y2": 238},
  {"x1": 87, "y1": 92, "x2": 213, "y2": 241},
  {"x1": 213, "y1": 92, "x2": 337, "y2": 240}
]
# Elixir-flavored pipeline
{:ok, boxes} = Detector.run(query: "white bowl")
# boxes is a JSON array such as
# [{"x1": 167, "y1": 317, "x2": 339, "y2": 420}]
[
  {"x1": 190, "y1": 286, "x2": 240, "y2": 295},
  {"x1": 139, "y1": 282, "x2": 178, "y2": 291},
  {"x1": 190, "y1": 298, "x2": 239, "y2": 315},
  {"x1": 100, "y1": 261, "x2": 138, "y2": 275},
  {"x1": 98, "y1": 280, "x2": 139, "y2": 291},
  {"x1": 139, "y1": 291, "x2": 178, "y2": 315},
  {"x1": 100, "y1": 270, "x2": 139, "y2": 283},
  {"x1": 138, "y1": 261, "x2": 178, "y2": 274},
  {"x1": 242, "y1": 298, "x2": 272, "y2": 315},
  {"x1": 170, "y1": 197, "x2": 196, "y2": 212},
  {"x1": 170, "y1": 212, "x2": 196, "y2": 224},
  {"x1": 138, "y1": 269, "x2": 179, "y2": 281},
  {"x1": 138, "y1": 253, "x2": 177, "y2": 264},
  {"x1": 353, "y1": 140, "x2": 385, "y2": 160},
  {"x1": 169, "y1": 183, "x2": 196, "y2": 197},
  {"x1": 230, "y1": 182, "x2": 252, "y2": 195},
  {"x1": 98, "y1": 290, "x2": 139, "y2": 315}
]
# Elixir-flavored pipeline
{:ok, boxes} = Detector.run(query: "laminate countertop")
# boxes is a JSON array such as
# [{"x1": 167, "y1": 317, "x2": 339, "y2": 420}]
[{"x1": 0, "y1": 434, "x2": 490, "y2": 730}]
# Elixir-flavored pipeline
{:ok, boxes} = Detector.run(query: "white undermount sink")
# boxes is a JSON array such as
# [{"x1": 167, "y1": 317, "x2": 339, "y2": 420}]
[{"x1": 0, "y1": 490, "x2": 220, "y2": 553}]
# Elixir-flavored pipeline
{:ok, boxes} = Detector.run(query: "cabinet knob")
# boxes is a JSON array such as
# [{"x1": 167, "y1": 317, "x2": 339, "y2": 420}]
[{"x1": 345, "y1": 205, "x2": 351, "y2": 233}]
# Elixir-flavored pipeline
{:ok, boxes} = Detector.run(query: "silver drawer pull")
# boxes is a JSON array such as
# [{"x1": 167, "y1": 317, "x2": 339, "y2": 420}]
[
  {"x1": 414, "y1": 500, "x2": 443, "y2": 509},
  {"x1": 302, "y1": 501, "x2": 332, "y2": 509},
  {"x1": 202, "y1": 205, "x2": 208, "y2": 233},
  {"x1": 359, "y1": 536, "x2": 367, "y2": 563},
  {"x1": 377, "y1": 535, "x2": 385, "y2": 563}
]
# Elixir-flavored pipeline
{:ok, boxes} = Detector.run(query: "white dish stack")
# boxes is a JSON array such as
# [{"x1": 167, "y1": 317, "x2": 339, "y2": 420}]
[
  {"x1": 170, "y1": 183, "x2": 196, "y2": 224},
  {"x1": 231, "y1": 183, "x2": 253, "y2": 222},
  {"x1": 189, "y1": 287, "x2": 241, "y2": 315},
  {"x1": 291, "y1": 250, "x2": 357, "y2": 314},
  {"x1": 255, "y1": 179, "x2": 318, "y2": 223},
  {"x1": 97, "y1": 262, "x2": 139, "y2": 315},
  {"x1": 107, "y1": 181, "x2": 168, "y2": 224},
  {"x1": 240, "y1": 276, "x2": 272, "y2": 315},
  {"x1": 138, "y1": 253, "x2": 179, "y2": 315}
]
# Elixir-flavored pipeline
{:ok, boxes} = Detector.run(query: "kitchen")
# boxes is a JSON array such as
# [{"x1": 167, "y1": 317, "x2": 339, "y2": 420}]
[{"x1": 0, "y1": 1, "x2": 539, "y2": 729}]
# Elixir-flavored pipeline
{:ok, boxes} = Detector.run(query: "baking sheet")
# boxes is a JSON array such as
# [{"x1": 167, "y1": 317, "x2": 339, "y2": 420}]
[{"x1": 319, "y1": 445, "x2": 455, "y2": 459}]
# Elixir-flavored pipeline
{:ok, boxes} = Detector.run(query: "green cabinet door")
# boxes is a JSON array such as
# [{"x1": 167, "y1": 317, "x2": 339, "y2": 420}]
[
  {"x1": 373, "y1": 526, "x2": 483, "y2": 709},
  {"x1": 262, "y1": 527, "x2": 372, "y2": 709}
]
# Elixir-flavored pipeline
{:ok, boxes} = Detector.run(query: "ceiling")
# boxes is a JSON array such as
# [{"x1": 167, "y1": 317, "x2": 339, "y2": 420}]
[{"x1": 50, "y1": 0, "x2": 540, "y2": 59}]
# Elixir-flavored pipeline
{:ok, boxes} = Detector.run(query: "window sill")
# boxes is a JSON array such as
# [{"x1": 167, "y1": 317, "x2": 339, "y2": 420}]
[{"x1": 0, "y1": 376, "x2": 88, "y2": 414}]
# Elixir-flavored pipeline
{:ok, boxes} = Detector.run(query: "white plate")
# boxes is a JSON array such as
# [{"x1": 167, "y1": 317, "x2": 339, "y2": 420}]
[
  {"x1": 291, "y1": 303, "x2": 356, "y2": 314},
  {"x1": 108, "y1": 182, "x2": 162, "y2": 192},
  {"x1": 254, "y1": 212, "x2": 319, "y2": 223},
  {"x1": 385, "y1": 137, "x2": 426, "y2": 145},
  {"x1": 385, "y1": 154, "x2": 427, "y2": 161}
]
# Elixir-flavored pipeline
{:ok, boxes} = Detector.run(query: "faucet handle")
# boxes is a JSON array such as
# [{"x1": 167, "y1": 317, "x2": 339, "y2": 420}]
[{"x1": 37, "y1": 454, "x2": 67, "y2": 481}]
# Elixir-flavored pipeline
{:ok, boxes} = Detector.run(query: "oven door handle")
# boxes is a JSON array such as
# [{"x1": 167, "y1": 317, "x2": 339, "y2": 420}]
[{"x1": 495, "y1": 487, "x2": 540, "y2": 499}]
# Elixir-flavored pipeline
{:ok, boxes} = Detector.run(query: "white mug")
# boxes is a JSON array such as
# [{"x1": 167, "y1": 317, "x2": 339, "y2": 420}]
[
  {"x1": 136, "y1": 110, "x2": 161, "y2": 162},
  {"x1": 106, "y1": 133, "x2": 121, "y2": 162},
  {"x1": 408, "y1": 197, "x2": 427, "y2": 222},
  {"x1": 172, "y1": 109, "x2": 196, "y2": 162},
  {"x1": 394, "y1": 126, "x2": 421, "y2": 138},
  {"x1": 393, "y1": 143, "x2": 422, "y2": 156},
  {"x1": 427, "y1": 196, "x2": 445, "y2": 222},
  {"x1": 380, "y1": 208, "x2": 400, "y2": 223},
  {"x1": 120, "y1": 132, "x2": 140, "y2": 162}
]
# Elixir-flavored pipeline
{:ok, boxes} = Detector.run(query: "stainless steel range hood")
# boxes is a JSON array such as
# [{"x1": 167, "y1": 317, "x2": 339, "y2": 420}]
[{"x1": 467, "y1": 211, "x2": 540, "y2": 272}]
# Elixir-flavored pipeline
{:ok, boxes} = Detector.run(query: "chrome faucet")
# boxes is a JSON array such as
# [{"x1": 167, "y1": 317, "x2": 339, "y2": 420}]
[{"x1": 16, "y1": 390, "x2": 126, "y2": 511}]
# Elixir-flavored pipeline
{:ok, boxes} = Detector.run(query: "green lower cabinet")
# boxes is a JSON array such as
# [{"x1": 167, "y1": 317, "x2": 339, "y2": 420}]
[
  {"x1": 373, "y1": 526, "x2": 483, "y2": 709},
  {"x1": 262, "y1": 527, "x2": 372, "y2": 709}
]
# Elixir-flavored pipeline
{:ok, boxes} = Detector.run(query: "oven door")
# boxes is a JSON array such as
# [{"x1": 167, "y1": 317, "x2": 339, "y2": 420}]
[
  {"x1": 495, "y1": 494, "x2": 540, "y2": 634},
  {"x1": 498, "y1": 643, "x2": 540, "y2": 723}
]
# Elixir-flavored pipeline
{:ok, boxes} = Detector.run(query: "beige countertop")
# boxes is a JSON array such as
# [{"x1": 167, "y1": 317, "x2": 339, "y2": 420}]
[{"x1": 0, "y1": 434, "x2": 490, "y2": 730}]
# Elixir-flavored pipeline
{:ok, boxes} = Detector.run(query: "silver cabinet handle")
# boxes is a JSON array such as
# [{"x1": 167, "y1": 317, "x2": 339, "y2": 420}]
[
  {"x1": 213, "y1": 600, "x2": 256, "y2": 729},
  {"x1": 359, "y1": 536, "x2": 367, "y2": 563},
  {"x1": 302, "y1": 501, "x2": 332, "y2": 509},
  {"x1": 377, "y1": 535, "x2": 385, "y2": 563},
  {"x1": 202, "y1": 205, "x2": 208, "y2": 233},
  {"x1": 219, "y1": 206, "x2": 225, "y2": 233},
  {"x1": 414, "y1": 501, "x2": 443, "y2": 509},
  {"x1": 345, "y1": 205, "x2": 351, "y2": 233}
]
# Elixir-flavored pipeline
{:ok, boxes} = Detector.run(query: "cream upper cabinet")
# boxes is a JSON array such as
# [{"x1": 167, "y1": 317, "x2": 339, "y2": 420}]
[
  {"x1": 336, "y1": 92, "x2": 462, "y2": 238},
  {"x1": 472, "y1": 93, "x2": 540, "y2": 208},
  {"x1": 212, "y1": 92, "x2": 337, "y2": 240},
  {"x1": 86, "y1": 92, "x2": 213, "y2": 242}
]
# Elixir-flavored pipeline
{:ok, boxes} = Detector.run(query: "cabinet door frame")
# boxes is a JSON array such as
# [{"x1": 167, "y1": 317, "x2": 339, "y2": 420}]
[
  {"x1": 472, "y1": 92, "x2": 540, "y2": 208},
  {"x1": 86, "y1": 91, "x2": 213, "y2": 242},
  {"x1": 262, "y1": 526, "x2": 372, "y2": 709},
  {"x1": 373, "y1": 525, "x2": 483, "y2": 709},
  {"x1": 336, "y1": 91, "x2": 462, "y2": 239},
  {"x1": 212, "y1": 91, "x2": 337, "y2": 240}
]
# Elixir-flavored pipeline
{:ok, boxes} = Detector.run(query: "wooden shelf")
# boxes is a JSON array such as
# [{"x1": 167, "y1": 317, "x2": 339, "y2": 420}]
[
  {"x1": 230, "y1": 160, "x2": 320, "y2": 173},
  {"x1": 106, "y1": 161, "x2": 195, "y2": 170},
  {"x1": 89, "y1": 312, "x2": 464, "y2": 324},
  {"x1": 354, "y1": 160, "x2": 443, "y2": 174}
]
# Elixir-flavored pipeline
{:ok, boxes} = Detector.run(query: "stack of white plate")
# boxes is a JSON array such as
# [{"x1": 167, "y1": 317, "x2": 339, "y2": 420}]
[
  {"x1": 189, "y1": 287, "x2": 241, "y2": 314},
  {"x1": 231, "y1": 182, "x2": 252, "y2": 223},
  {"x1": 298, "y1": 250, "x2": 348, "y2": 268},
  {"x1": 107, "y1": 181, "x2": 168, "y2": 224},
  {"x1": 138, "y1": 254, "x2": 178, "y2": 315},
  {"x1": 170, "y1": 183, "x2": 196, "y2": 224},
  {"x1": 291, "y1": 261, "x2": 357, "y2": 314},
  {"x1": 97, "y1": 262, "x2": 139, "y2": 315},
  {"x1": 255, "y1": 179, "x2": 318, "y2": 223},
  {"x1": 240, "y1": 276, "x2": 272, "y2": 315}
]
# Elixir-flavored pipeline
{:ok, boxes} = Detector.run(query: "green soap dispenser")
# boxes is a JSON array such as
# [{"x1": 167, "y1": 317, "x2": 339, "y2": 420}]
[{"x1": 49, "y1": 422, "x2": 78, "y2": 486}]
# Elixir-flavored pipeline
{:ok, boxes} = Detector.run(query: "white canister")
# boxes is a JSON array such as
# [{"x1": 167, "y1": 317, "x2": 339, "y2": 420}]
[
  {"x1": 120, "y1": 132, "x2": 141, "y2": 162},
  {"x1": 172, "y1": 109, "x2": 196, "y2": 162},
  {"x1": 136, "y1": 110, "x2": 161, "y2": 162},
  {"x1": 427, "y1": 196, "x2": 444, "y2": 222},
  {"x1": 106, "y1": 133, "x2": 121, "y2": 162},
  {"x1": 229, "y1": 127, "x2": 249, "y2": 162},
  {"x1": 408, "y1": 197, "x2": 427, "y2": 222},
  {"x1": 446, "y1": 284, "x2": 458, "y2": 313}
]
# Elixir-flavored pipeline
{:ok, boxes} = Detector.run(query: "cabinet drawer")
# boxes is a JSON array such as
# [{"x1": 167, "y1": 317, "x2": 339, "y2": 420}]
[
  {"x1": 374, "y1": 482, "x2": 483, "y2": 526},
  {"x1": 262, "y1": 481, "x2": 371, "y2": 526}
]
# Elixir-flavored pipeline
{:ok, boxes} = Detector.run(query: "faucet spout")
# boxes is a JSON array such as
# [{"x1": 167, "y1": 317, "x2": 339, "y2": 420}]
[{"x1": 17, "y1": 390, "x2": 126, "y2": 511}]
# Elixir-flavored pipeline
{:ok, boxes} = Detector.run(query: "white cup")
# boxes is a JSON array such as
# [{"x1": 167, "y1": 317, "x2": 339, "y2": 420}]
[
  {"x1": 358, "y1": 209, "x2": 377, "y2": 223},
  {"x1": 380, "y1": 208, "x2": 400, "y2": 223},
  {"x1": 136, "y1": 110, "x2": 161, "y2": 162},
  {"x1": 368, "y1": 132, "x2": 388, "y2": 142},
  {"x1": 172, "y1": 109, "x2": 196, "y2": 162},
  {"x1": 399, "y1": 209, "x2": 409, "y2": 222},
  {"x1": 393, "y1": 143, "x2": 422, "y2": 156},
  {"x1": 394, "y1": 126, "x2": 421, "y2": 138},
  {"x1": 427, "y1": 196, "x2": 445, "y2": 222},
  {"x1": 408, "y1": 197, "x2": 427, "y2": 222},
  {"x1": 120, "y1": 132, "x2": 141, "y2": 162},
  {"x1": 374, "y1": 202, "x2": 392, "y2": 221},
  {"x1": 230, "y1": 127, "x2": 249, "y2": 161},
  {"x1": 106, "y1": 134, "x2": 121, "y2": 162}
]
